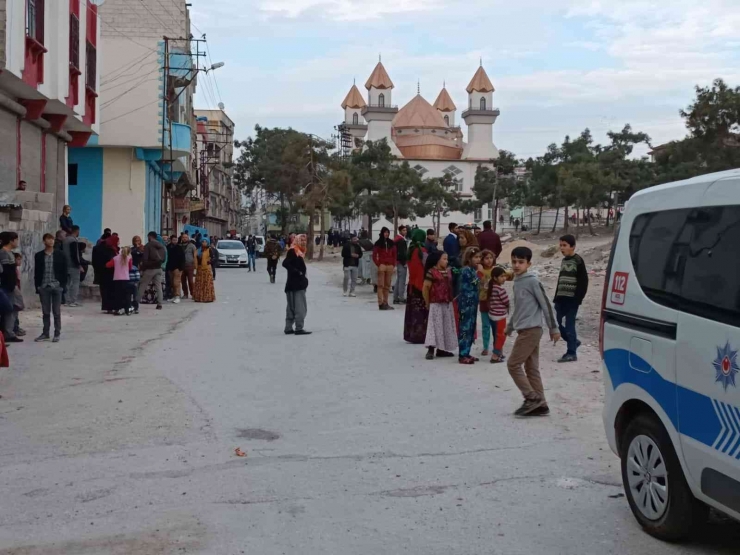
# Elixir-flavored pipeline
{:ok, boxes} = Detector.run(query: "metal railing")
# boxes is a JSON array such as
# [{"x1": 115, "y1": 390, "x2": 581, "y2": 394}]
[{"x1": 364, "y1": 103, "x2": 398, "y2": 109}]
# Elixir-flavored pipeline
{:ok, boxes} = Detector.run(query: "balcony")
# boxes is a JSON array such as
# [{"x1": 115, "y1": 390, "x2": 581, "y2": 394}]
[
  {"x1": 163, "y1": 122, "x2": 193, "y2": 160},
  {"x1": 461, "y1": 107, "x2": 501, "y2": 119}
]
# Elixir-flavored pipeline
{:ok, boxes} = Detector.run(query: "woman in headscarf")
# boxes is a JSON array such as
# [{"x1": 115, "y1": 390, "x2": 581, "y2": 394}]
[
  {"x1": 403, "y1": 228, "x2": 429, "y2": 344},
  {"x1": 282, "y1": 234, "x2": 310, "y2": 335},
  {"x1": 92, "y1": 234, "x2": 118, "y2": 313},
  {"x1": 193, "y1": 239, "x2": 216, "y2": 303}
]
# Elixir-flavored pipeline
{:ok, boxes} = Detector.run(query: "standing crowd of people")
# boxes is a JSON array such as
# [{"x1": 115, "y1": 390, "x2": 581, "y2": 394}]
[
  {"x1": 0, "y1": 203, "x2": 221, "y2": 352},
  {"x1": 340, "y1": 219, "x2": 589, "y2": 418}
]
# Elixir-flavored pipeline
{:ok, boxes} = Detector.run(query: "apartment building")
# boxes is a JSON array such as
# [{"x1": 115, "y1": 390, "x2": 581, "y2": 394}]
[
  {"x1": 69, "y1": 0, "x2": 197, "y2": 242},
  {"x1": 193, "y1": 109, "x2": 239, "y2": 237},
  {"x1": 0, "y1": 0, "x2": 100, "y2": 299}
]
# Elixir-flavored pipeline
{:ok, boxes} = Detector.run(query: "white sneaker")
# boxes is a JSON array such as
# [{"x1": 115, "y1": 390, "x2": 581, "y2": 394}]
[
  {"x1": 342, "y1": 292, "x2": 348, "y2": 297},
  {"x1": 349, "y1": 293, "x2": 357, "y2": 297},
  {"x1": 173, "y1": 297, "x2": 181, "y2": 304}
]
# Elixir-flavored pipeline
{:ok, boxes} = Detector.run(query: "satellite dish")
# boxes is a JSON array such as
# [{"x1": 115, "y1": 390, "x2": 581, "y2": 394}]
[{"x1": 218, "y1": 102, "x2": 225, "y2": 111}]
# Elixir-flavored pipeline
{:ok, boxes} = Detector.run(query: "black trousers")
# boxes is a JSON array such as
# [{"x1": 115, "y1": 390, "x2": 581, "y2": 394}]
[{"x1": 267, "y1": 258, "x2": 278, "y2": 278}]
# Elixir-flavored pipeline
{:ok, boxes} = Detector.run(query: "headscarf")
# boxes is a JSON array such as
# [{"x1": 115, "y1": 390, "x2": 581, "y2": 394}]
[
  {"x1": 290, "y1": 234, "x2": 307, "y2": 258},
  {"x1": 408, "y1": 228, "x2": 427, "y2": 261},
  {"x1": 105, "y1": 234, "x2": 120, "y2": 253}
]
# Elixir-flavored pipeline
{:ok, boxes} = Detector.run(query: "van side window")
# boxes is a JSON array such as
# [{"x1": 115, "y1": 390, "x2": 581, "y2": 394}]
[{"x1": 630, "y1": 206, "x2": 740, "y2": 327}]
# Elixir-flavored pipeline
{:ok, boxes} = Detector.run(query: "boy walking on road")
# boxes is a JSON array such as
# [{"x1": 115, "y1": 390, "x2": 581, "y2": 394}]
[
  {"x1": 553, "y1": 234, "x2": 588, "y2": 362},
  {"x1": 506, "y1": 246, "x2": 560, "y2": 417}
]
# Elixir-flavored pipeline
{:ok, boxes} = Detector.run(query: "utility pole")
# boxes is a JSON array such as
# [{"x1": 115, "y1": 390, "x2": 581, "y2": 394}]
[{"x1": 161, "y1": 35, "x2": 210, "y2": 237}]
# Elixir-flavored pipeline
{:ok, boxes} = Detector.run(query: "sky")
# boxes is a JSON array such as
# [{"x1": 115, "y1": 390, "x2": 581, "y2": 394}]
[{"x1": 190, "y1": 0, "x2": 740, "y2": 160}]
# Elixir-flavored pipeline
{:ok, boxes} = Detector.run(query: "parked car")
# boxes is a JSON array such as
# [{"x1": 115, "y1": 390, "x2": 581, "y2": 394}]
[
  {"x1": 215, "y1": 240, "x2": 248, "y2": 268},
  {"x1": 601, "y1": 168, "x2": 740, "y2": 541},
  {"x1": 254, "y1": 235, "x2": 265, "y2": 257}
]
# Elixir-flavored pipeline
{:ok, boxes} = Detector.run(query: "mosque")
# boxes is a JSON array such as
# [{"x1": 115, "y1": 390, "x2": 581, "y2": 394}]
[{"x1": 339, "y1": 60, "x2": 504, "y2": 230}]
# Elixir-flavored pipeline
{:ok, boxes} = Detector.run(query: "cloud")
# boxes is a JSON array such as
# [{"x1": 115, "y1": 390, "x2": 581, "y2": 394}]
[
  {"x1": 258, "y1": 0, "x2": 444, "y2": 20},
  {"x1": 190, "y1": 0, "x2": 740, "y2": 159}
]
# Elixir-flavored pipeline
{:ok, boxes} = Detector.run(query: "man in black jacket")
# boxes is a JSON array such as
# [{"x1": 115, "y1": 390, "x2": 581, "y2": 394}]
[
  {"x1": 341, "y1": 234, "x2": 362, "y2": 297},
  {"x1": 166, "y1": 235, "x2": 185, "y2": 303},
  {"x1": 35, "y1": 233, "x2": 68, "y2": 342},
  {"x1": 393, "y1": 225, "x2": 408, "y2": 305}
]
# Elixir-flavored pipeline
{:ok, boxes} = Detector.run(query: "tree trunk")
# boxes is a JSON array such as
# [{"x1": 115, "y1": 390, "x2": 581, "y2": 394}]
[
  {"x1": 435, "y1": 207, "x2": 441, "y2": 238},
  {"x1": 575, "y1": 208, "x2": 580, "y2": 238},
  {"x1": 529, "y1": 209, "x2": 533, "y2": 230},
  {"x1": 318, "y1": 204, "x2": 326, "y2": 261},
  {"x1": 563, "y1": 206, "x2": 569, "y2": 232},
  {"x1": 551, "y1": 207, "x2": 560, "y2": 233},
  {"x1": 393, "y1": 207, "x2": 399, "y2": 236},
  {"x1": 306, "y1": 208, "x2": 315, "y2": 260},
  {"x1": 536, "y1": 206, "x2": 543, "y2": 234},
  {"x1": 492, "y1": 199, "x2": 499, "y2": 232}
]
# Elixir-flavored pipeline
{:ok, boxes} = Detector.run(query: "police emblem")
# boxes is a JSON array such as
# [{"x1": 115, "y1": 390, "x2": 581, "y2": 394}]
[{"x1": 713, "y1": 342, "x2": 740, "y2": 391}]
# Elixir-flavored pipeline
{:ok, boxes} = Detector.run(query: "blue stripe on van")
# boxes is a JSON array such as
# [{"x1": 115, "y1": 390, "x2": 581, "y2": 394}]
[{"x1": 604, "y1": 348, "x2": 723, "y2": 450}]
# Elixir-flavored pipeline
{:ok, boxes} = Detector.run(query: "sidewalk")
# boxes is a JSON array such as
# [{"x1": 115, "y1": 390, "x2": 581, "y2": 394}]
[{"x1": 0, "y1": 298, "x2": 201, "y2": 464}]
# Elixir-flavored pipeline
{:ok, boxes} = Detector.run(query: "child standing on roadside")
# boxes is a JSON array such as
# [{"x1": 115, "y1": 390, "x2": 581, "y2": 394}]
[
  {"x1": 422, "y1": 252, "x2": 457, "y2": 360},
  {"x1": 553, "y1": 234, "x2": 588, "y2": 362},
  {"x1": 487, "y1": 266, "x2": 510, "y2": 363},
  {"x1": 477, "y1": 250, "x2": 495, "y2": 356},
  {"x1": 505, "y1": 246, "x2": 560, "y2": 417}
]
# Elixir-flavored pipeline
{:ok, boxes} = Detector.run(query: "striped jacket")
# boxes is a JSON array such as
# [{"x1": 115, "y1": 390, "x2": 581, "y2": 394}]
[{"x1": 487, "y1": 283, "x2": 510, "y2": 321}]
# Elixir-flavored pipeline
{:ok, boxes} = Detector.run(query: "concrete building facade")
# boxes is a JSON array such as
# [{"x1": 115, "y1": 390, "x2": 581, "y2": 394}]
[
  {"x1": 68, "y1": 0, "x2": 197, "y2": 244},
  {"x1": 193, "y1": 109, "x2": 239, "y2": 238},
  {"x1": 0, "y1": 0, "x2": 100, "y2": 302}
]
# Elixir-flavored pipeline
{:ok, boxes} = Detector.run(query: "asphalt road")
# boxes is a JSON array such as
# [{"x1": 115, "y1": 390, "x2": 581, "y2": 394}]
[{"x1": 1, "y1": 259, "x2": 739, "y2": 554}]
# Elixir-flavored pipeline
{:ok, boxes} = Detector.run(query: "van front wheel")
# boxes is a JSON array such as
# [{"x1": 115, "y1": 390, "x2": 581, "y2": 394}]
[{"x1": 620, "y1": 413, "x2": 708, "y2": 541}]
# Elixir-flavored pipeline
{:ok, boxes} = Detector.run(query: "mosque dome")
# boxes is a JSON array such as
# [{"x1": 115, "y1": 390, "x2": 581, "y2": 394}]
[{"x1": 392, "y1": 94, "x2": 462, "y2": 160}]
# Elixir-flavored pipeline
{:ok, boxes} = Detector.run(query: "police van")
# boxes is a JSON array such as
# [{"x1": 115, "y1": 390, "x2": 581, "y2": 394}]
[{"x1": 601, "y1": 168, "x2": 740, "y2": 541}]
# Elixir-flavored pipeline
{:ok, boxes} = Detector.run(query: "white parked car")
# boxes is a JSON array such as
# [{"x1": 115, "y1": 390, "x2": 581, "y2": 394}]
[
  {"x1": 254, "y1": 235, "x2": 265, "y2": 256},
  {"x1": 215, "y1": 240, "x2": 248, "y2": 268},
  {"x1": 602, "y1": 168, "x2": 740, "y2": 541}
]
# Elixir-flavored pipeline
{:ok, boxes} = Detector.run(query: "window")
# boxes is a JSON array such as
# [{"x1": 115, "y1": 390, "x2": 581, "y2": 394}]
[
  {"x1": 488, "y1": 207, "x2": 493, "y2": 220},
  {"x1": 68, "y1": 163, "x2": 78, "y2": 186},
  {"x1": 474, "y1": 208, "x2": 482, "y2": 221},
  {"x1": 352, "y1": 113, "x2": 359, "y2": 125},
  {"x1": 86, "y1": 41, "x2": 96, "y2": 91},
  {"x1": 629, "y1": 206, "x2": 740, "y2": 327},
  {"x1": 378, "y1": 93, "x2": 385, "y2": 107},
  {"x1": 457, "y1": 179, "x2": 464, "y2": 192},
  {"x1": 27, "y1": 0, "x2": 44, "y2": 42},
  {"x1": 480, "y1": 97, "x2": 486, "y2": 110},
  {"x1": 413, "y1": 164, "x2": 428, "y2": 176},
  {"x1": 444, "y1": 115, "x2": 449, "y2": 126},
  {"x1": 69, "y1": 14, "x2": 80, "y2": 70},
  {"x1": 443, "y1": 165, "x2": 463, "y2": 177}
]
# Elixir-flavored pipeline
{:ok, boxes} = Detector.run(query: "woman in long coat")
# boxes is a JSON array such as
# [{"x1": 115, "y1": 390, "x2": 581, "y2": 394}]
[{"x1": 403, "y1": 229, "x2": 428, "y2": 344}]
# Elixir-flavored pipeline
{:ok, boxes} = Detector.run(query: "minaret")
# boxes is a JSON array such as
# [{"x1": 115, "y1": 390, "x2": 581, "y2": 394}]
[
  {"x1": 340, "y1": 82, "x2": 368, "y2": 144},
  {"x1": 361, "y1": 59, "x2": 402, "y2": 157},
  {"x1": 461, "y1": 64, "x2": 500, "y2": 160},
  {"x1": 433, "y1": 83, "x2": 457, "y2": 127}
]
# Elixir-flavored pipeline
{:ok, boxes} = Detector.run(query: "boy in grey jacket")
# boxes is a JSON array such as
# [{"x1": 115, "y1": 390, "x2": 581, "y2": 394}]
[{"x1": 505, "y1": 246, "x2": 560, "y2": 417}]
